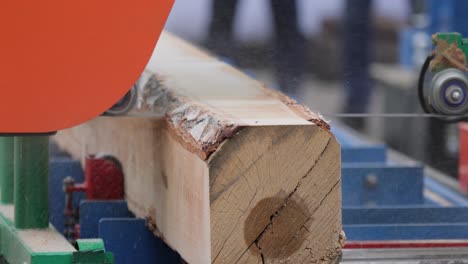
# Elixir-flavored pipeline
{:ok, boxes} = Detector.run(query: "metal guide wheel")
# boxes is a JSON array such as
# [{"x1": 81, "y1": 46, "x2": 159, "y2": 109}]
[
  {"x1": 104, "y1": 85, "x2": 138, "y2": 116},
  {"x1": 427, "y1": 68, "x2": 468, "y2": 115}
]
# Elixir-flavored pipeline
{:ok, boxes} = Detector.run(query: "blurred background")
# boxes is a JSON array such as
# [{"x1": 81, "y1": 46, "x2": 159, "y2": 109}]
[{"x1": 162, "y1": 0, "x2": 468, "y2": 178}]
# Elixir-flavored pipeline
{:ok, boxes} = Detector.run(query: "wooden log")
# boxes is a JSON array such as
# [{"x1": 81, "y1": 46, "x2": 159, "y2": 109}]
[{"x1": 53, "y1": 32, "x2": 344, "y2": 264}]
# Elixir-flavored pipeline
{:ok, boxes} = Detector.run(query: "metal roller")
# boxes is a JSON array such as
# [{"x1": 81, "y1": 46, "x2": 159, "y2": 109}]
[
  {"x1": 426, "y1": 68, "x2": 468, "y2": 115},
  {"x1": 104, "y1": 85, "x2": 138, "y2": 116}
]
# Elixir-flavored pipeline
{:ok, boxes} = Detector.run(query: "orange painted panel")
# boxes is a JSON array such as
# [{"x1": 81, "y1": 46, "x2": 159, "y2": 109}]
[{"x1": 0, "y1": 0, "x2": 174, "y2": 133}]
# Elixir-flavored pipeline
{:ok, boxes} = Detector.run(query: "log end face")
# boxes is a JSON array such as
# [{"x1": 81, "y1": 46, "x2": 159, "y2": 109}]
[
  {"x1": 210, "y1": 126, "x2": 342, "y2": 263},
  {"x1": 242, "y1": 186, "x2": 343, "y2": 263}
]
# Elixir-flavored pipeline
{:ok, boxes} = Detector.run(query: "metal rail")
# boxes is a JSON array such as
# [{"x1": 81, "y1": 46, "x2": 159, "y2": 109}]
[{"x1": 342, "y1": 247, "x2": 468, "y2": 263}]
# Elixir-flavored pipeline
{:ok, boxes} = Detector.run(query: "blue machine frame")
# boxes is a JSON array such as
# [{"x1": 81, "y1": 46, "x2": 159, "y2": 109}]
[
  {"x1": 49, "y1": 159, "x2": 182, "y2": 263},
  {"x1": 48, "y1": 124, "x2": 468, "y2": 263},
  {"x1": 333, "y1": 125, "x2": 468, "y2": 242}
]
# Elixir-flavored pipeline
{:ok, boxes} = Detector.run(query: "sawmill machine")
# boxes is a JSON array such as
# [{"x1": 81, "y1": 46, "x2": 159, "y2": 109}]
[
  {"x1": 2, "y1": 0, "x2": 468, "y2": 261},
  {"x1": 0, "y1": 0, "x2": 174, "y2": 263}
]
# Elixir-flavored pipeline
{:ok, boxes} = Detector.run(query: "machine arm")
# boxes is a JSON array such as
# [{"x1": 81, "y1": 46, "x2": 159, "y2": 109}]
[{"x1": 419, "y1": 33, "x2": 468, "y2": 122}]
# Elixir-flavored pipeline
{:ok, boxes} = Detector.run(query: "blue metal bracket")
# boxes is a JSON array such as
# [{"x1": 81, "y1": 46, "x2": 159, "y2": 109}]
[
  {"x1": 79, "y1": 200, "x2": 181, "y2": 264},
  {"x1": 344, "y1": 207, "x2": 468, "y2": 240},
  {"x1": 342, "y1": 145, "x2": 387, "y2": 164},
  {"x1": 345, "y1": 223, "x2": 468, "y2": 241},
  {"x1": 344, "y1": 207, "x2": 468, "y2": 224},
  {"x1": 79, "y1": 201, "x2": 133, "y2": 239},
  {"x1": 99, "y1": 218, "x2": 181, "y2": 264},
  {"x1": 342, "y1": 164, "x2": 424, "y2": 206}
]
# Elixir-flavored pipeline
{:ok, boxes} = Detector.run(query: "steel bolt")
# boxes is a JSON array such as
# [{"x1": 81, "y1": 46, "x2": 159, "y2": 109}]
[
  {"x1": 365, "y1": 174, "x2": 378, "y2": 189},
  {"x1": 446, "y1": 85, "x2": 465, "y2": 105}
]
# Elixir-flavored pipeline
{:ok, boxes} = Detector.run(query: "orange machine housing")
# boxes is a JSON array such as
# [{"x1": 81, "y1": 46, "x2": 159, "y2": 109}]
[{"x1": 0, "y1": 0, "x2": 174, "y2": 133}]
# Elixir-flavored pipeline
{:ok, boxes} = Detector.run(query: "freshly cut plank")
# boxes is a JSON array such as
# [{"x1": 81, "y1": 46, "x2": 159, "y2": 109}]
[{"x1": 54, "y1": 32, "x2": 344, "y2": 264}]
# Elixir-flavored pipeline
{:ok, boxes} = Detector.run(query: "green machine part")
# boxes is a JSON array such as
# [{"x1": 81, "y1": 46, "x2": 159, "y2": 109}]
[
  {"x1": 0, "y1": 135, "x2": 114, "y2": 264},
  {"x1": 73, "y1": 240, "x2": 114, "y2": 264},
  {"x1": 434, "y1": 32, "x2": 468, "y2": 62},
  {"x1": 0, "y1": 137, "x2": 13, "y2": 204},
  {"x1": 14, "y1": 136, "x2": 49, "y2": 229}
]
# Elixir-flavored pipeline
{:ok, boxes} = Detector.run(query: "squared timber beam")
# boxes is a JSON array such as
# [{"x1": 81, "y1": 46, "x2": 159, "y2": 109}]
[{"x1": 54, "y1": 32, "x2": 344, "y2": 264}]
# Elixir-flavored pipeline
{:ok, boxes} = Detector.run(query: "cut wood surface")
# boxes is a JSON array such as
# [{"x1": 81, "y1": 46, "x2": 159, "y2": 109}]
[{"x1": 54, "y1": 32, "x2": 343, "y2": 264}]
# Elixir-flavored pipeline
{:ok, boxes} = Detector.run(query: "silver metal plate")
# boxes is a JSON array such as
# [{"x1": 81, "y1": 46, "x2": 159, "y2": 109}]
[{"x1": 342, "y1": 248, "x2": 468, "y2": 264}]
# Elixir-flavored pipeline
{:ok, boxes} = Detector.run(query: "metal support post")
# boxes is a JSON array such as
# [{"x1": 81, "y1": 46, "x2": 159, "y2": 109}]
[
  {"x1": 0, "y1": 137, "x2": 14, "y2": 204},
  {"x1": 14, "y1": 135, "x2": 49, "y2": 229}
]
